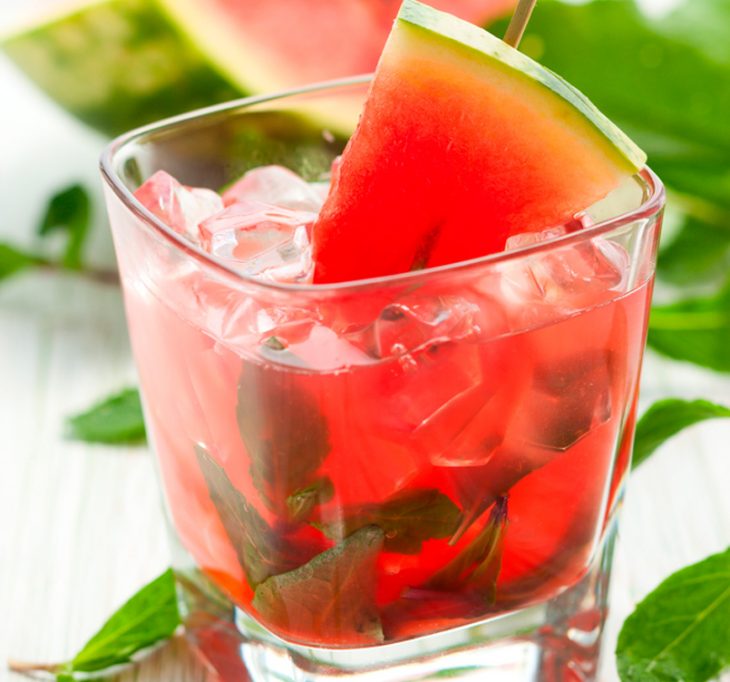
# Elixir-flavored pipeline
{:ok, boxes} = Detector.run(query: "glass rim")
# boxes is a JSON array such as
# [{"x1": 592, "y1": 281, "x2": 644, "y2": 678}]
[{"x1": 100, "y1": 75, "x2": 665, "y2": 294}]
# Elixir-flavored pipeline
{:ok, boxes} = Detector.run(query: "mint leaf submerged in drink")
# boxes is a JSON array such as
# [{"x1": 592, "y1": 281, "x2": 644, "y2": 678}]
[
  {"x1": 237, "y1": 359, "x2": 330, "y2": 512},
  {"x1": 286, "y1": 476, "x2": 334, "y2": 523},
  {"x1": 253, "y1": 526, "x2": 385, "y2": 645},
  {"x1": 616, "y1": 546, "x2": 730, "y2": 682},
  {"x1": 425, "y1": 496, "x2": 508, "y2": 604},
  {"x1": 196, "y1": 445, "x2": 314, "y2": 587},
  {"x1": 317, "y1": 488, "x2": 461, "y2": 554}
]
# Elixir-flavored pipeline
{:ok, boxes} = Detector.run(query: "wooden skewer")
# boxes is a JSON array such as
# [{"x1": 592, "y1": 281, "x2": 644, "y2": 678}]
[{"x1": 503, "y1": 0, "x2": 538, "y2": 48}]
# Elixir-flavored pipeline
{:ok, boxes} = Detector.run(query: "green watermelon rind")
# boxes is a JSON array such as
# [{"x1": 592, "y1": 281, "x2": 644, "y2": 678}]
[
  {"x1": 0, "y1": 0, "x2": 244, "y2": 136},
  {"x1": 397, "y1": 0, "x2": 647, "y2": 172}
]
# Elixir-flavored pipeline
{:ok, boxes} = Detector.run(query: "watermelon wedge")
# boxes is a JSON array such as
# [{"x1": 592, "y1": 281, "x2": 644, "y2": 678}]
[
  {"x1": 311, "y1": 0, "x2": 647, "y2": 284},
  {"x1": 1, "y1": 0, "x2": 513, "y2": 136}
]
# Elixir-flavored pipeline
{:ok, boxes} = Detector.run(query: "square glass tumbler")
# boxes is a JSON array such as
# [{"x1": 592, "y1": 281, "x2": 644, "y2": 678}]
[{"x1": 101, "y1": 79, "x2": 664, "y2": 682}]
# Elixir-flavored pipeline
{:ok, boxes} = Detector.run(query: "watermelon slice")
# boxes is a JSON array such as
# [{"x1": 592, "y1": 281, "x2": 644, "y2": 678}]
[
  {"x1": 1, "y1": 0, "x2": 513, "y2": 136},
  {"x1": 311, "y1": 0, "x2": 647, "y2": 284}
]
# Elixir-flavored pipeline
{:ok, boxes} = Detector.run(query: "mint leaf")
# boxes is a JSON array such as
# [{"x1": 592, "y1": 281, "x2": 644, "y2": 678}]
[
  {"x1": 633, "y1": 398, "x2": 730, "y2": 470},
  {"x1": 253, "y1": 526, "x2": 385, "y2": 644},
  {"x1": 286, "y1": 477, "x2": 334, "y2": 523},
  {"x1": 66, "y1": 388, "x2": 146, "y2": 444},
  {"x1": 237, "y1": 361, "x2": 330, "y2": 511},
  {"x1": 616, "y1": 547, "x2": 730, "y2": 682},
  {"x1": 38, "y1": 184, "x2": 91, "y2": 270},
  {"x1": 648, "y1": 283, "x2": 730, "y2": 373},
  {"x1": 9, "y1": 570, "x2": 181, "y2": 679},
  {"x1": 319, "y1": 488, "x2": 461, "y2": 554},
  {"x1": 195, "y1": 445, "x2": 309, "y2": 587},
  {"x1": 0, "y1": 242, "x2": 37, "y2": 281},
  {"x1": 69, "y1": 569, "x2": 180, "y2": 673},
  {"x1": 426, "y1": 496, "x2": 508, "y2": 604},
  {"x1": 657, "y1": 215, "x2": 730, "y2": 288}
]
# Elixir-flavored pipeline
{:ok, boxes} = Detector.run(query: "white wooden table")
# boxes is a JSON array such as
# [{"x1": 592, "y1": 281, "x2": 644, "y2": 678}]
[{"x1": 1, "y1": 19, "x2": 729, "y2": 682}]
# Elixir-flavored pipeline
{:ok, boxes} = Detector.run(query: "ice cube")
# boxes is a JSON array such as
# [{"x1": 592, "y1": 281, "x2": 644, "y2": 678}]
[
  {"x1": 199, "y1": 199, "x2": 315, "y2": 256},
  {"x1": 222, "y1": 165, "x2": 325, "y2": 212},
  {"x1": 371, "y1": 295, "x2": 481, "y2": 358},
  {"x1": 507, "y1": 349, "x2": 614, "y2": 452},
  {"x1": 198, "y1": 201, "x2": 315, "y2": 283},
  {"x1": 378, "y1": 340, "x2": 486, "y2": 443},
  {"x1": 260, "y1": 324, "x2": 374, "y2": 371},
  {"x1": 134, "y1": 170, "x2": 223, "y2": 242},
  {"x1": 505, "y1": 226, "x2": 567, "y2": 251},
  {"x1": 496, "y1": 238, "x2": 630, "y2": 330}
]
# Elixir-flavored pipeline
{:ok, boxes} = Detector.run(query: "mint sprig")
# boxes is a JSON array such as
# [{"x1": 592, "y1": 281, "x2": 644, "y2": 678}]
[
  {"x1": 648, "y1": 283, "x2": 730, "y2": 373},
  {"x1": 318, "y1": 488, "x2": 461, "y2": 554},
  {"x1": 616, "y1": 547, "x2": 730, "y2": 682},
  {"x1": 253, "y1": 526, "x2": 385, "y2": 644},
  {"x1": 195, "y1": 445, "x2": 312, "y2": 587},
  {"x1": 8, "y1": 569, "x2": 180, "y2": 679},
  {"x1": 236, "y1": 360, "x2": 330, "y2": 512},
  {"x1": 0, "y1": 184, "x2": 117, "y2": 286},
  {"x1": 425, "y1": 496, "x2": 508, "y2": 604},
  {"x1": 633, "y1": 398, "x2": 730, "y2": 469},
  {"x1": 66, "y1": 388, "x2": 146, "y2": 445}
]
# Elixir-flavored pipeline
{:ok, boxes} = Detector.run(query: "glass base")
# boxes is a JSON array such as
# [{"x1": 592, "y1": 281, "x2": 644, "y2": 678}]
[{"x1": 176, "y1": 527, "x2": 615, "y2": 682}]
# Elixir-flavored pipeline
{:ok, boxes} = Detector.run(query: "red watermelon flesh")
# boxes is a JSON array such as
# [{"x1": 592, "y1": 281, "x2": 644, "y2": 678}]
[
  {"x1": 166, "y1": 0, "x2": 517, "y2": 97},
  {"x1": 311, "y1": 0, "x2": 646, "y2": 284}
]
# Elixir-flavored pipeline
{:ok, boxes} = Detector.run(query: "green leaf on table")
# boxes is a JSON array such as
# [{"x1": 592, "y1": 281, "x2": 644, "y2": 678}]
[
  {"x1": 658, "y1": 215, "x2": 730, "y2": 287},
  {"x1": 66, "y1": 388, "x2": 146, "y2": 444},
  {"x1": 253, "y1": 525, "x2": 385, "y2": 644},
  {"x1": 648, "y1": 283, "x2": 730, "y2": 373},
  {"x1": 616, "y1": 546, "x2": 730, "y2": 682},
  {"x1": 425, "y1": 496, "x2": 508, "y2": 604},
  {"x1": 633, "y1": 398, "x2": 730, "y2": 470},
  {"x1": 0, "y1": 242, "x2": 37, "y2": 281},
  {"x1": 237, "y1": 361, "x2": 330, "y2": 512},
  {"x1": 318, "y1": 488, "x2": 461, "y2": 554},
  {"x1": 38, "y1": 184, "x2": 91, "y2": 270},
  {"x1": 8, "y1": 569, "x2": 180, "y2": 679},
  {"x1": 69, "y1": 569, "x2": 180, "y2": 674},
  {"x1": 195, "y1": 445, "x2": 308, "y2": 587}
]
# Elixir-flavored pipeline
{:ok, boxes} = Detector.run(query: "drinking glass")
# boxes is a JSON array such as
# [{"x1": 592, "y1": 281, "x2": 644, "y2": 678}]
[{"x1": 101, "y1": 78, "x2": 664, "y2": 682}]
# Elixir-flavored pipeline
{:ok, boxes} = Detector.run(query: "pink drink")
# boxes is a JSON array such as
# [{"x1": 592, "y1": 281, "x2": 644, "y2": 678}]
[{"x1": 108, "y1": 166, "x2": 656, "y2": 647}]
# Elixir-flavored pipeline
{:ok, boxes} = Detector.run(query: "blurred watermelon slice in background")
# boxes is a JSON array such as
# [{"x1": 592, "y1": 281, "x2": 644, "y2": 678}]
[{"x1": 0, "y1": 0, "x2": 514, "y2": 136}]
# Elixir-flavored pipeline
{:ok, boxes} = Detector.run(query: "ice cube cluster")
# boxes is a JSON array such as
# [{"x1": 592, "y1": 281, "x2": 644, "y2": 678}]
[
  {"x1": 133, "y1": 165, "x2": 630, "y2": 364},
  {"x1": 134, "y1": 166, "x2": 324, "y2": 283}
]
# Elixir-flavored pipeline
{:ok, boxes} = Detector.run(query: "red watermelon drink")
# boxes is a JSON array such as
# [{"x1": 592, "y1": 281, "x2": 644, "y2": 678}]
[{"x1": 101, "y1": 2, "x2": 664, "y2": 680}]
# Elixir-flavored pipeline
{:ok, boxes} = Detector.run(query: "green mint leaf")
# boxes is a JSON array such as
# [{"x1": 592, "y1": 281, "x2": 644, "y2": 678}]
[
  {"x1": 38, "y1": 184, "x2": 91, "y2": 270},
  {"x1": 253, "y1": 526, "x2": 385, "y2": 644},
  {"x1": 648, "y1": 283, "x2": 730, "y2": 373},
  {"x1": 488, "y1": 0, "x2": 730, "y2": 217},
  {"x1": 633, "y1": 398, "x2": 730, "y2": 470},
  {"x1": 425, "y1": 496, "x2": 508, "y2": 604},
  {"x1": 237, "y1": 360, "x2": 330, "y2": 512},
  {"x1": 319, "y1": 488, "x2": 461, "y2": 554},
  {"x1": 8, "y1": 570, "x2": 181, "y2": 677},
  {"x1": 657, "y1": 215, "x2": 730, "y2": 288},
  {"x1": 68, "y1": 569, "x2": 180, "y2": 674},
  {"x1": 0, "y1": 242, "x2": 37, "y2": 281},
  {"x1": 66, "y1": 388, "x2": 146, "y2": 444},
  {"x1": 195, "y1": 445, "x2": 309, "y2": 587},
  {"x1": 286, "y1": 477, "x2": 334, "y2": 523},
  {"x1": 616, "y1": 547, "x2": 730, "y2": 682}
]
